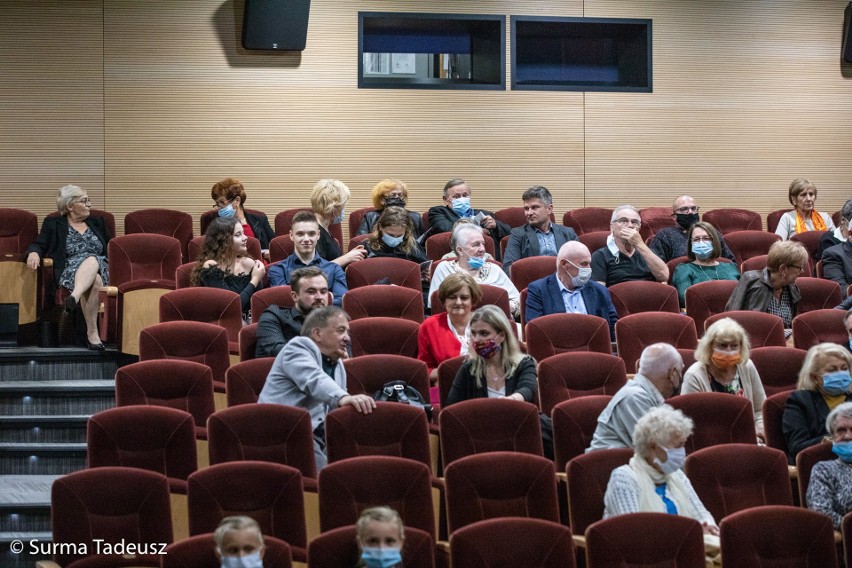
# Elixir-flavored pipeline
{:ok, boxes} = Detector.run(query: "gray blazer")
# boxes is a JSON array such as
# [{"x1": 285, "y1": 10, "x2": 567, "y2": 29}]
[
  {"x1": 502, "y1": 223, "x2": 578, "y2": 274},
  {"x1": 258, "y1": 336, "x2": 348, "y2": 431}
]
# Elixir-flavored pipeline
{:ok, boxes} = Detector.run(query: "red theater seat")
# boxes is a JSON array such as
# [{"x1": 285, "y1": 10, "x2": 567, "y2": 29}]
[
  {"x1": 125, "y1": 208, "x2": 194, "y2": 262},
  {"x1": 537, "y1": 352, "x2": 626, "y2": 416}
]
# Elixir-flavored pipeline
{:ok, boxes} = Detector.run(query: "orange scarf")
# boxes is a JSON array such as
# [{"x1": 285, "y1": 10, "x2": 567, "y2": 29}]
[{"x1": 795, "y1": 210, "x2": 827, "y2": 234}]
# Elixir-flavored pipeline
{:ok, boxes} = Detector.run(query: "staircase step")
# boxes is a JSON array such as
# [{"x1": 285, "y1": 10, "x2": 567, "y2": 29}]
[
  {"x1": 0, "y1": 381, "x2": 115, "y2": 416},
  {"x1": 0, "y1": 475, "x2": 57, "y2": 535},
  {"x1": 0, "y1": 416, "x2": 88, "y2": 444},
  {"x1": 0, "y1": 346, "x2": 120, "y2": 382},
  {"x1": 0, "y1": 444, "x2": 87, "y2": 475}
]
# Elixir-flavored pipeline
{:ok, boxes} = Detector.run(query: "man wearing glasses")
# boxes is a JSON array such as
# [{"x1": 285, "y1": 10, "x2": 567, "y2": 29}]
[
  {"x1": 591, "y1": 205, "x2": 669, "y2": 286},
  {"x1": 650, "y1": 195, "x2": 735, "y2": 262}
]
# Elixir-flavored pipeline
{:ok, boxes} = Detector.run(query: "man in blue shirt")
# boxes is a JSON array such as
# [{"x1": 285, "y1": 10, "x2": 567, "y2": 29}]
[
  {"x1": 267, "y1": 211, "x2": 347, "y2": 306},
  {"x1": 501, "y1": 185, "x2": 578, "y2": 275}
]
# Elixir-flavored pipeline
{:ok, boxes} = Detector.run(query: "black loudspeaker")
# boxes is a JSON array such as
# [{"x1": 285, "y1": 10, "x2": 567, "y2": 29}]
[
  {"x1": 242, "y1": 0, "x2": 311, "y2": 51},
  {"x1": 844, "y1": 2, "x2": 852, "y2": 63}
]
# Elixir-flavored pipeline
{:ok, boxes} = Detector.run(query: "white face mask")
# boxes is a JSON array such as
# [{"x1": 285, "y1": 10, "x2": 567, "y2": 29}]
[
  {"x1": 566, "y1": 259, "x2": 592, "y2": 287},
  {"x1": 220, "y1": 551, "x2": 263, "y2": 568},
  {"x1": 653, "y1": 445, "x2": 686, "y2": 475}
]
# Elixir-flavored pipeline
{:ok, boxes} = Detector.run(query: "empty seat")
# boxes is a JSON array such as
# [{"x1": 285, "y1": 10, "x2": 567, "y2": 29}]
[
  {"x1": 706, "y1": 311, "x2": 786, "y2": 348},
  {"x1": 684, "y1": 279, "x2": 739, "y2": 337},
  {"x1": 509, "y1": 256, "x2": 558, "y2": 296},
  {"x1": 792, "y1": 308, "x2": 848, "y2": 350},
  {"x1": 615, "y1": 312, "x2": 698, "y2": 373},
  {"x1": 563, "y1": 208, "x2": 613, "y2": 235},
  {"x1": 444, "y1": 452, "x2": 559, "y2": 535},
  {"x1": 537, "y1": 352, "x2": 626, "y2": 416},
  {"x1": 0, "y1": 208, "x2": 38, "y2": 331},
  {"x1": 342, "y1": 286, "x2": 424, "y2": 322},
  {"x1": 795, "y1": 277, "x2": 841, "y2": 313},
  {"x1": 668, "y1": 392, "x2": 757, "y2": 453},
  {"x1": 451, "y1": 517, "x2": 575, "y2": 568},
  {"x1": 159, "y1": 287, "x2": 243, "y2": 354},
  {"x1": 344, "y1": 355, "x2": 430, "y2": 402},
  {"x1": 702, "y1": 208, "x2": 762, "y2": 234},
  {"x1": 125, "y1": 208, "x2": 194, "y2": 262},
  {"x1": 238, "y1": 322, "x2": 258, "y2": 361},
  {"x1": 250, "y1": 285, "x2": 295, "y2": 324},
  {"x1": 139, "y1": 321, "x2": 231, "y2": 392},
  {"x1": 552, "y1": 395, "x2": 613, "y2": 475},
  {"x1": 349, "y1": 317, "x2": 420, "y2": 357},
  {"x1": 345, "y1": 257, "x2": 422, "y2": 291},
  {"x1": 225, "y1": 357, "x2": 275, "y2": 406},
  {"x1": 608, "y1": 280, "x2": 680, "y2": 318},
  {"x1": 525, "y1": 313, "x2": 613, "y2": 361},
  {"x1": 749, "y1": 346, "x2": 804, "y2": 395},
  {"x1": 724, "y1": 230, "x2": 781, "y2": 266}
]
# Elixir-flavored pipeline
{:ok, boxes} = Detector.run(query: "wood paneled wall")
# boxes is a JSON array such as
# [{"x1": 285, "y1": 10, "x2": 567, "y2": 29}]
[{"x1": 2, "y1": 0, "x2": 850, "y2": 239}]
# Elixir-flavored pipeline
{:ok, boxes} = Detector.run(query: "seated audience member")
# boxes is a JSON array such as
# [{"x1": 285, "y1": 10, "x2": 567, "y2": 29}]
[
  {"x1": 682, "y1": 318, "x2": 765, "y2": 441},
  {"x1": 191, "y1": 217, "x2": 266, "y2": 320},
  {"x1": 211, "y1": 177, "x2": 275, "y2": 263},
  {"x1": 525, "y1": 241, "x2": 618, "y2": 339},
  {"x1": 818, "y1": 198, "x2": 852, "y2": 260},
  {"x1": 775, "y1": 178, "x2": 835, "y2": 240},
  {"x1": 418, "y1": 273, "x2": 480, "y2": 383},
  {"x1": 255, "y1": 267, "x2": 329, "y2": 359},
  {"x1": 726, "y1": 240, "x2": 807, "y2": 337},
  {"x1": 427, "y1": 177, "x2": 511, "y2": 259},
  {"x1": 649, "y1": 194, "x2": 735, "y2": 263},
  {"x1": 604, "y1": 405, "x2": 719, "y2": 535},
  {"x1": 590, "y1": 205, "x2": 669, "y2": 286},
  {"x1": 25, "y1": 184, "x2": 111, "y2": 350},
  {"x1": 266, "y1": 211, "x2": 347, "y2": 306},
  {"x1": 446, "y1": 305, "x2": 536, "y2": 405},
  {"x1": 588, "y1": 343, "x2": 684, "y2": 452},
  {"x1": 440, "y1": 218, "x2": 494, "y2": 261},
  {"x1": 501, "y1": 185, "x2": 578, "y2": 274},
  {"x1": 672, "y1": 222, "x2": 740, "y2": 307},
  {"x1": 215, "y1": 515, "x2": 266, "y2": 567},
  {"x1": 821, "y1": 199, "x2": 852, "y2": 297},
  {"x1": 783, "y1": 342, "x2": 852, "y2": 464},
  {"x1": 258, "y1": 306, "x2": 375, "y2": 470},
  {"x1": 356, "y1": 506, "x2": 406, "y2": 568},
  {"x1": 357, "y1": 178, "x2": 423, "y2": 237},
  {"x1": 310, "y1": 178, "x2": 368, "y2": 267},
  {"x1": 428, "y1": 224, "x2": 520, "y2": 319},
  {"x1": 806, "y1": 402, "x2": 852, "y2": 529},
  {"x1": 363, "y1": 206, "x2": 427, "y2": 264}
]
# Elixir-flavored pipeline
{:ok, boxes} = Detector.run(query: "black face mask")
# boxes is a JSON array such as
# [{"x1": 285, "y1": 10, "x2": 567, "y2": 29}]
[
  {"x1": 675, "y1": 212, "x2": 699, "y2": 230},
  {"x1": 384, "y1": 197, "x2": 406, "y2": 209}
]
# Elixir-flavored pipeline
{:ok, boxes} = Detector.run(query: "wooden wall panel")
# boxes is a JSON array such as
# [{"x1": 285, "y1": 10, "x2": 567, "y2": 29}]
[
  {"x1": 0, "y1": 0, "x2": 104, "y2": 220},
  {"x1": 1, "y1": 0, "x2": 850, "y2": 240},
  {"x1": 584, "y1": 0, "x2": 852, "y2": 217}
]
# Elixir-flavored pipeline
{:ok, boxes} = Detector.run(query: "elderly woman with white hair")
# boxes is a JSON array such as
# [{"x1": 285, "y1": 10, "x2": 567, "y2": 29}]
[
  {"x1": 682, "y1": 317, "x2": 766, "y2": 441},
  {"x1": 783, "y1": 342, "x2": 852, "y2": 463},
  {"x1": 428, "y1": 223, "x2": 520, "y2": 319},
  {"x1": 604, "y1": 405, "x2": 719, "y2": 535},
  {"x1": 806, "y1": 402, "x2": 852, "y2": 529},
  {"x1": 25, "y1": 185, "x2": 111, "y2": 350}
]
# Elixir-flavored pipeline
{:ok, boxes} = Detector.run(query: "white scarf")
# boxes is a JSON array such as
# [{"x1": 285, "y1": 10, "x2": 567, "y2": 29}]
[{"x1": 629, "y1": 454, "x2": 703, "y2": 522}]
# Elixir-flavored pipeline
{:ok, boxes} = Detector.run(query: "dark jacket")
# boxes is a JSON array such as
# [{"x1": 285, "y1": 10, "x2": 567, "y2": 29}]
[
  {"x1": 245, "y1": 211, "x2": 275, "y2": 250},
  {"x1": 446, "y1": 356, "x2": 537, "y2": 405},
  {"x1": 255, "y1": 305, "x2": 305, "y2": 358},
  {"x1": 524, "y1": 273, "x2": 619, "y2": 339},
  {"x1": 25, "y1": 214, "x2": 111, "y2": 289},
  {"x1": 782, "y1": 389, "x2": 852, "y2": 464},
  {"x1": 427, "y1": 205, "x2": 511, "y2": 259},
  {"x1": 725, "y1": 268, "x2": 801, "y2": 317},
  {"x1": 501, "y1": 223, "x2": 579, "y2": 274},
  {"x1": 822, "y1": 240, "x2": 852, "y2": 298}
]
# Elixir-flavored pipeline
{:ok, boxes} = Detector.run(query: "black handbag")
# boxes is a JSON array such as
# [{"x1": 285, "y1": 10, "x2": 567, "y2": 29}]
[{"x1": 373, "y1": 380, "x2": 433, "y2": 420}]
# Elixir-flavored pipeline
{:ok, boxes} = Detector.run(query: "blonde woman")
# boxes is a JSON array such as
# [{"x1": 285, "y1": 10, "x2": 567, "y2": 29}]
[
  {"x1": 446, "y1": 305, "x2": 535, "y2": 404},
  {"x1": 310, "y1": 178, "x2": 367, "y2": 267},
  {"x1": 682, "y1": 317, "x2": 766, "y2": 441}
]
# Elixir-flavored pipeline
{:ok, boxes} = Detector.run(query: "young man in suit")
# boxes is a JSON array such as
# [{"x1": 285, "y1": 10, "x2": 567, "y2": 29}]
[
  {"x1": 501, "y1": 185, "x2": 578, "y2": 274},
  {"x1": 524, "y1": 241, "x2": 619, "y2": 339}
]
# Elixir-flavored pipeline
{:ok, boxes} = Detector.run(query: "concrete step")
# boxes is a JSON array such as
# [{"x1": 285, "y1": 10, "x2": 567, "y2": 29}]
[
  {"x1": 0, "y1": 443, "x2": 87, "y2": 475},
  {"x1": 0, "y1": 475, "x2": 57, "y2": 567},
  {"x1": 0, "y1": 416, "x2": 89, "y2": 444},
  {"x1": 0, "y1": 381, "x2": 115, "y2": 417}
]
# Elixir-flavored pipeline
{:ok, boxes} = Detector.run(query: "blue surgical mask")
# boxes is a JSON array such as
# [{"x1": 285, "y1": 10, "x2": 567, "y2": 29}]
[
  {"x1": 218, "y1": 203, "x2": 236, "y2": 218},
  {"x1": 451, "y1": 197, "x2": 471, "y2": 217},
  {"x1": 567, "y1": 259, "x2": 592, "y2": 288},
  {"x1": 691, "y1": 241, "x2": 714, "y2": 259},
  {"x1": 653, "y1": 445, "x2": 686, "y2": 475},
  {"x1": 381, "y1": 233, "x2": 404, "y2": 248},
  {"x1": 465, "y1": 252, "x2": 485, "y2": 270},
  {"x1": 361, "y1": 547, "x2": 402, "y2": 568},
  {"x1": 220, "y1": 550, "x2": 263, "y2": 568},
  {"x1": 833, "y1": 440, "x2": 852, "y2": 463},
  {"x1": 333, "y1": 208, "x2": 345, "y2": 225},
  {"x1": 822, "y1": 370, "x2": 852, "y2": 396}
]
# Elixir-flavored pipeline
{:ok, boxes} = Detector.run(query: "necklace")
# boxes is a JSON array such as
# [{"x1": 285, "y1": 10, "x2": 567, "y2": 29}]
[{"x1": 696, "y1": 263, "x2": 719, "y2": 282}]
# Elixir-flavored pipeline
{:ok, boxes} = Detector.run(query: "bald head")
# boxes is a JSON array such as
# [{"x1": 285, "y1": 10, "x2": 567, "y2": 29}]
[
  {"x1": 637, "y1": 343, "x2": 684, "y2": 399},
  {"x1": 672, "y1": 195, "x2": 697, "y2": 214},
  {"x1": 556, "y1": 240, "x2": 592, "y2": 288}
]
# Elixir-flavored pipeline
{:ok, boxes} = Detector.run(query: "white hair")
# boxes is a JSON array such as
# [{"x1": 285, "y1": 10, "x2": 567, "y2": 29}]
[{"x1": 637, "y1": 343, "x2": 682, "y2": 380}]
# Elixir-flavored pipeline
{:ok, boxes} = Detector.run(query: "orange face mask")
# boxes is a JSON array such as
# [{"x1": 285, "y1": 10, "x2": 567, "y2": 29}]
[{"x1": 711, "y1": 350, "x2": 741, "y2": 370}]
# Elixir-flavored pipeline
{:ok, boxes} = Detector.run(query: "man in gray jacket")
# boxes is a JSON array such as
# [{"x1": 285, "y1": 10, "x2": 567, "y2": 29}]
[{"x1": 258, "y1": 305, "x2": 375, "y2": 469}]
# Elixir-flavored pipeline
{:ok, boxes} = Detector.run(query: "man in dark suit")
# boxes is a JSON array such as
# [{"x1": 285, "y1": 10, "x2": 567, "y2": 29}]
[
  {"x1": 823, "y1": 236, "x2": 852, "y2": 300},
  {"x1": 525, "y1": 241, "x2": 619, "y2": 339},
  {"x1": 427, "y1": 177, "x2": 510, "y2": 259},
  {"x1": 502, "y1": 185, "x2": 578, "y2": 274}
]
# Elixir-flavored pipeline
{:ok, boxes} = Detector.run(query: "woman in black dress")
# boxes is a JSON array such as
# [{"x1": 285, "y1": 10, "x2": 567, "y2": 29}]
[{"x1": 191, "y1": 217, "x2": 266, "y2": 320}]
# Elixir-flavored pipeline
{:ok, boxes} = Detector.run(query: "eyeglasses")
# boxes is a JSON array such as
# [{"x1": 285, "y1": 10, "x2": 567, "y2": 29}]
[
  {"x1": 74, "y1": 198, "x2": 91, "y2": 206},
  {"x1": 691, "y1": 236, "x2": 712, "y2": 243},
  {"x1": 674, "y1": 206, "x2": 700, "y2": 214},
  {"x1": 787, "y1": 264, "x2": 804, "y2": 273},
  {"x1": 613, "y1": 217, "x2": 642, "y2": 227}
]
